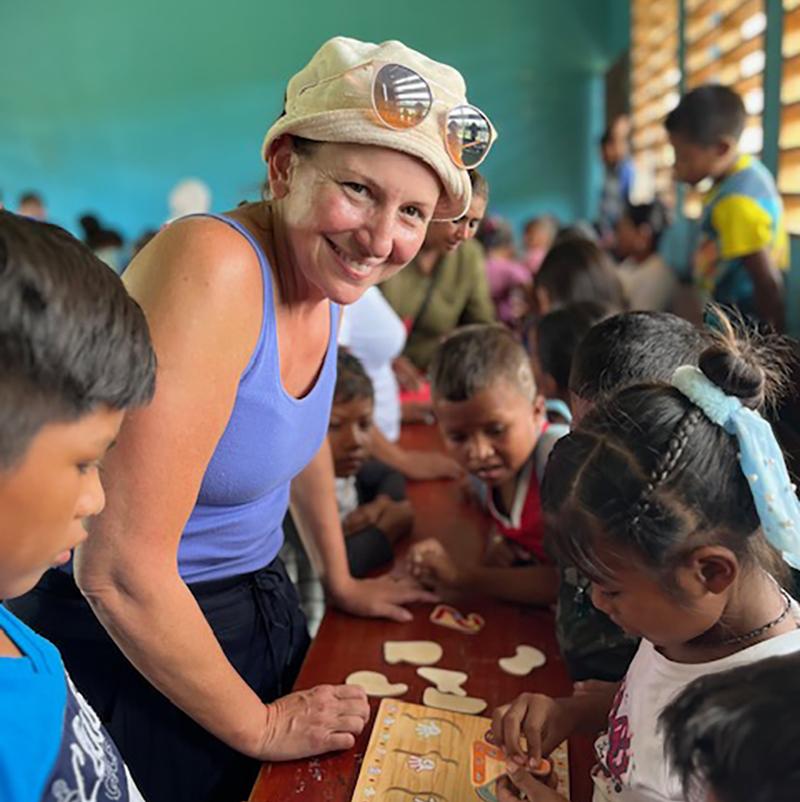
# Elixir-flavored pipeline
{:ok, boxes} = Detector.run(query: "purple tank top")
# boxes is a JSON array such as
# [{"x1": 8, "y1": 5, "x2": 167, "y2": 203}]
[{"x1": 178, "y1": 214, "x2": 340, "y2": 582}]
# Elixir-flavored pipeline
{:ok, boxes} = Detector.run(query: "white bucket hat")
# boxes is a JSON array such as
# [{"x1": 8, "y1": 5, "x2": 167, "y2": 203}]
[{"x1": 261, "y1": 36, "x2": 496, "y2": 220}]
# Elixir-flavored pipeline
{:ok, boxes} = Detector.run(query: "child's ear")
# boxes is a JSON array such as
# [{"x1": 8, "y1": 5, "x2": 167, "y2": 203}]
[
  {"x1": 684, "y1": 545, "x2": 739, "y2": 595},
  {"x1": 715, "y1": 136, "x2": 737, "y2": 161},
  {"x1": 267, "y1": 135, "x2": 299, "y2": 199},
  {"x1": 532, "y1": 393, "x2": 547, "y2": 421}
]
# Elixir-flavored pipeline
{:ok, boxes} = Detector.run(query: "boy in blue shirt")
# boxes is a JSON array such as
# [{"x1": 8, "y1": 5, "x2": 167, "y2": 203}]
[
  {"x1": 0, "y1": 211, "x2": 156, "y2": 800},
  {"x1": 665, "y1": 84, "x2": 788, "y2": 331}
]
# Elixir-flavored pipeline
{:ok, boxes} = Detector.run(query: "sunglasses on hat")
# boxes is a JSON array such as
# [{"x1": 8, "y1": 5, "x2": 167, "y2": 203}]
[{"x1": 298, "y1": 61, "x2": 494, "y2": 170}]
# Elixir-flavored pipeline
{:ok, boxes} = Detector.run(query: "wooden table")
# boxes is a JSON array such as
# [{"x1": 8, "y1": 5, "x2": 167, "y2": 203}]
[{"x1": 250, "y1": 424, "x2": 595, "y2": 802}]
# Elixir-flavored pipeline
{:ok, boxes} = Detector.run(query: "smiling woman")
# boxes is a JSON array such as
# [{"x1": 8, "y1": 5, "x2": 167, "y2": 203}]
[{"x1": 6, "y1": 35, "x2": 496, "y2": 802}]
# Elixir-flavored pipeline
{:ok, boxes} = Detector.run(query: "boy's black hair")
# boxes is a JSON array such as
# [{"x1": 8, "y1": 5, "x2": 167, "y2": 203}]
[
  {"x1": 535, "y1": 302, "x2": 613, "y2": 394},
  {"x1": 623, "y1": 199, "x2": 672, "y2": 249},
  {"x1": 431, "y1": 324, "x2": 535, "y2": 403},
  {"x1": 335, "y1": 349, "x2": 374, "y2": 404},
  {"x1": 535, "y1": 238, "x2": 627, "y2": 312},
  {"x1": 544, "y1": 311, "x2": 790, "y2": 588},
  {"x1": 18, "y1": 191, "x2": 43, "y2": 207},
  {"x1": 569, "y1": 312, "x2": 707, "y2": 402},
  {"x1": 665, "y1": 84, "x2": 746, "y2": 146},
  {"x1": 660, "y1": 653, "x2": 800, "y2": 802},
  {"x1": 0, "y1": 211, "x2": 156, "y2": 468}
]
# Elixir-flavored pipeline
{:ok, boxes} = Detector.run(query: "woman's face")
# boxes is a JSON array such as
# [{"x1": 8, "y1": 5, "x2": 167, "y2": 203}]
[
  {"x1": 423, "y1": 193, "x2": 488, "y2": 254},
  {"x1": 272, "y1": 139, "x2": 442, "y2": 305}
]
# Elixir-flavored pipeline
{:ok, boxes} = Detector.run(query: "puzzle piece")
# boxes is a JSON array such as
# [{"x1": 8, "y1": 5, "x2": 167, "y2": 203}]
[
  {"x1": 384, "y1": 640, "x2": 443, "y2": 666},
  {"x1": 498, "y1": 645, "x2": 546, "y2": 676},
  {"x1": 430, "y1": 604, "x2": 485, "y2": 634},
  {"x1": 417, "y1": 667, "x2": 468, "y2": 697},
  {"x1": 346, "y1": 670, "x2": 408, "y2": 697},
  {"x1": 422, "y1": 687, "x2": 487, "y2": 714}
]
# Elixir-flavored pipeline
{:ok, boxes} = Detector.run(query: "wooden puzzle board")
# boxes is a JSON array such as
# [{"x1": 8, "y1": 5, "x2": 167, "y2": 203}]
[{"x1": 350, "y1": 699, "x2": 570, "y2": 802}]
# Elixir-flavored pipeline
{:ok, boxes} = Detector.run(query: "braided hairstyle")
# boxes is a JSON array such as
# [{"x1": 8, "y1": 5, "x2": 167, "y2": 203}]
[{"x1": 542, "y1": 309, "x2": 793, "y2": 586}]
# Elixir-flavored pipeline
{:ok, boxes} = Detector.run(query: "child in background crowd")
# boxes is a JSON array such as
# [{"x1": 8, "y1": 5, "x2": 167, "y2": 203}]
[
  {"x1": 522, "y1": 214, "x2": 558, "y2": 274},
  {"x1": 615, "y1": 199, "x2": 676, "y2": 312},
  {"x1": 528, "y1": 302, "x2": 611, "y2": 426},
  {"x1": 478, "y1": 216, "x2": 531, "y2": 328},
  {"x1": 534, "y1": 238, "x2": 627, "y2": 317},
  {"x1": 597, "y1": 115, "x2": 635, "y2": 245},
  {"x1": 492, "y1": 311, "x2": 800, "y2": 802},
  {"x1": 0, "y1": 211, "x2": 156, "y2": 800},
  {"x1": 660, "y1": 653, "x2": 800, "y2": 802},
  {"x1": 666, "y1": 84, "x2": 788, "y2": 331},
  {"x1": 409, "y1": 325, "x2": 565, "y2": 605}
]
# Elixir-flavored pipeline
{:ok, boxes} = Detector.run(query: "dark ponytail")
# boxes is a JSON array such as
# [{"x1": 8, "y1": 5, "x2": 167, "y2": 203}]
[{"x1": 542, "y1": 309, "x2": 794, "y2": 585}]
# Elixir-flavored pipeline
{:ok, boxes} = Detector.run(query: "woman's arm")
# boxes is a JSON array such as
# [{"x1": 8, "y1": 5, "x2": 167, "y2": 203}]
[{"x1": 75, "y1": 218, "x2": 367, "y2": 759}]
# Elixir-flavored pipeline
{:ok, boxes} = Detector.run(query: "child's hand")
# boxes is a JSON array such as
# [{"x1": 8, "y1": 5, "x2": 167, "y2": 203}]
[
  {"x1": 497, "y1": 769, "x2": 568, "y2": 802},
  {"x1": 490, "y1": 694, "x2": 575, "y2": 767},
  {"x1": 374, "y1": 499, "x2": 414, "y2": 542},
  {"x1": 402, "y1": 450, "x2": 464, "y2": 481},
  {"x1": 484, "y1": 534, "x2": 520, "y2": 568},
  {"x1": 392, "y1": 355, "x2": 424, "y2": 392},
  {"x1": 342, "y1": 499, "x2": 387, "y2": 536},
  {"x1": 407, "y1": 538, "x2": 465, "y2": 588}
]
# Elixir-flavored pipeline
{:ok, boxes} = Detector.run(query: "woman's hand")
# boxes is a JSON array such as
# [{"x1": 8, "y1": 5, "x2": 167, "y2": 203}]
[
  {"x1": 329, "y1": 573, "x2": 438, "y2": 623},
  {"x1": 256, "y1": 684, "x2": 370, "y2": 760},
  {"x1": 392, "y1": 356, "x2": 425, "y2": 392},
  {"x1": 490, "y1": 694, "x2": 577, "y2": 767},
  {"x1": 496, "y1": 769, "x2": 568, "y2": 802}
]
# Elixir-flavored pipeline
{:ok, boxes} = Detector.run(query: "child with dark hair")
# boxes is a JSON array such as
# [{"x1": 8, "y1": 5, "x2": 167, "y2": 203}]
[
  {"x1": 0, "y1": 211, "x2": 156, "y2": 800},
  {"x1": 554, "y1": 312, "x2": 708, "y2": 682},
  {"x1": 665, "y1": 84, "x2": 788, "y2": 330},
  {"x1": 522, "y1": 214, "x2": 558, "y2": 274},
  {"x1": 659, "y1": 653, "x2": 800, "y2": 802},
  {"x1": 598, "y1": 115, "x2": 635, "y2": 244},
  {"x1": 491, "y1": 310, "x2": 800, "y2": 802},
  {"x1": 529, "y1": 302, "x2": 612, "y2": 426},
  {"x1": 331, "y1": 351, "x2": 413, "y2": 577},
  {"x1": 616, "y1": 199, "x2": 677, "y2": 311},
  {"x1": 534, "y1": 238, "x2": 627, "y2": 317},
  {"x1": 283, "y1": 350, "x2": 413, "y2": 632},
  {"x1": 408, "y1": 325, "x2": 565, "y2": 604},
  {"x1": 478, "y1": 216, "x2": 531, "y2": 327}
]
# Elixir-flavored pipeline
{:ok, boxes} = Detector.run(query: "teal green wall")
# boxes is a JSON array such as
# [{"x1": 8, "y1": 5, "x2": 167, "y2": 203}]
[{"x1": 1, "y1": 1, "x2": 628, "y2": 239}]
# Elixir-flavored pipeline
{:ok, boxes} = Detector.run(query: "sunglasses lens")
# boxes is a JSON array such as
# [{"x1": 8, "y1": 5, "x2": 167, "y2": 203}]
[
  {"x1": 372, "y1": 64, "x2": 432, "y2": 129},
  {"x1": 445, "y1": 105, "x2": 492, "y2": 168}
]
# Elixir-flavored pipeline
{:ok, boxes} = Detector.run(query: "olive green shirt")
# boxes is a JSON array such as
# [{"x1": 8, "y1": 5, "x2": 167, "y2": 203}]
[{"x1": 379, "y1": 239, "x2": 495, "y2": 371}]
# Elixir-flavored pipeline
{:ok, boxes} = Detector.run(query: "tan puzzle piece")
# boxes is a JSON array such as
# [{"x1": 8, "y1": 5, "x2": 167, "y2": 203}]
[
  {"x1": 416, "y1": 667, "x2": 468, "y2": 697},
  {"x1": 498, "y1": 645, "x2": 546, "y2": 676},
  {"x1": 384, "y1": 640, "x2": 443, "y2": 666},
  {"x1": 422, "y1": 686, "x2": 487, "y2": 714},
  {"x1": 346, "y1": 670, "x2": 409, "y2": 698}
]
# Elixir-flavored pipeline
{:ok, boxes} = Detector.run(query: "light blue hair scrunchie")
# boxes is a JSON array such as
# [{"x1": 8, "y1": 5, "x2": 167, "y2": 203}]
[{"x1": 672, "y1": 365, "x2": 800, "y2": 569}]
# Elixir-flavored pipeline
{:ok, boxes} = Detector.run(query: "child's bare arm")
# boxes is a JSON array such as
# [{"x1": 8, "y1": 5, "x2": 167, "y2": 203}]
[
  {"x1": 408, "y1": 541, "x2": 558, "y2": 605},
  {"x1": 742, "y1": 249, "x2": 785, "y2": 332},
  {"x1": 461, "y1": 563, "x2": 559, "y2": 606}
]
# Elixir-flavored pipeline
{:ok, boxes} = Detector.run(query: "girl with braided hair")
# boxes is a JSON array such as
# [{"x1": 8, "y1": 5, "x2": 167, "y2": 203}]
[{"x1": 488, "y1": 310, "x2": 800, "y2": 802}]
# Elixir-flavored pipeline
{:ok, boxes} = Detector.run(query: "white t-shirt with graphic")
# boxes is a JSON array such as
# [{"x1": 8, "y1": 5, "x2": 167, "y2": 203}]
[{"x1": 592, "y1": 604, "x2": 800, "y2": 801}]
